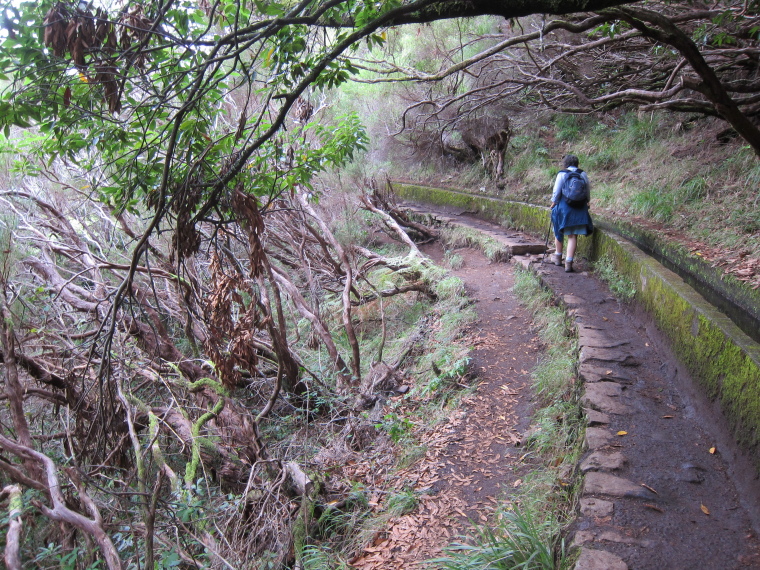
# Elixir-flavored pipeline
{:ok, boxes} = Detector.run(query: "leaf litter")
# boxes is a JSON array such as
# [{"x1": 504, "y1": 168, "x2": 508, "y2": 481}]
[{"x1": 352, "y1": 247, "x2": 539, "y2": 568}]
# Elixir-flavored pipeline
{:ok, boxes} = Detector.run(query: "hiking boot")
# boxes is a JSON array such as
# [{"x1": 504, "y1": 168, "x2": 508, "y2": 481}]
[
  {"x1": 565, "y1": 260, "x2": 574, "y2": 273},
  {"x1": 552, "y1": 253, "x2": 562, "y2": 266}
]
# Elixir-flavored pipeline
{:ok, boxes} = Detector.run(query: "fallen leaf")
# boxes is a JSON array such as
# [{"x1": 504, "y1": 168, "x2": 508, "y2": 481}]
[
  {"x1": 662, "y1": 415, "x2": 674, "y2": 419},
  {"x1": 617, "y1": 431, "x2": 628, "y2": 436},
  {"x1": 606, "y1": 370, "x2": 613, "y2": 375},
  {"x1": 644, "y1": 503, "x2": 664, "y2": 513},
  {"x1": 701, "y1": 504, "x2": 710, "y2": 515},
  {"x1": 641, "y1": 483, "x2": 658, "y2": 495},
  {"x1": 709, "y1": 446, "x2": 716, "y2": 454}
]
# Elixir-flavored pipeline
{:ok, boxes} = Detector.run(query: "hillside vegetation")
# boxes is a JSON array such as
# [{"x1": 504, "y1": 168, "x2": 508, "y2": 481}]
[{"x1": 334, "y1": 11, "x2": 760, "y2": 290}]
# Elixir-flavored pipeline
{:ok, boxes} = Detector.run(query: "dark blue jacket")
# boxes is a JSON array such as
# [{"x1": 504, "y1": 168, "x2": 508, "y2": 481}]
[{"x1": 552, "y1": 198, "x2": 593, "y2": 239}]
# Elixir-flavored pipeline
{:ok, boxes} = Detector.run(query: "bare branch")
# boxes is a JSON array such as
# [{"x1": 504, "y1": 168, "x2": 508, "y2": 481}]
[
  {"x1": 2, "y1": 485, "x2": 22, "y2": 570},
  {"x1": 0, "y1": 436, "x2": 122, "y2": 570}
]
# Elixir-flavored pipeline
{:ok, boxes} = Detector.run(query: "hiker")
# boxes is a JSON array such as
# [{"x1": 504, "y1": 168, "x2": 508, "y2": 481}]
[{"x1": 550, "y1": 154, "x2": 593, "y2": 273}]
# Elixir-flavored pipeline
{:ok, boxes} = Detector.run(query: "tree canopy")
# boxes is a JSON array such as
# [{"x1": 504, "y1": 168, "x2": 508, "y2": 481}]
[
  {"x1": 1, "y1": 0, "x2": 636, "y2": 226},
  {"x1": 3, "y1": 0, "x2": 759, "y2": 236},
  {"x1": 357, "y1": 1, "x2": 760, "y2": 168}
]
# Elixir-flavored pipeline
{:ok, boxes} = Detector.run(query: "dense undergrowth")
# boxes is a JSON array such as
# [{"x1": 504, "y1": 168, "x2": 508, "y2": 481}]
[
  {"x1": 0, "y1": 173, "x2": 479, "y2": 567},
  {"x1": 2, "y1": 8, "x2": 758, "y2": 566},
  {"x1": 283, "y1": 206, "x2": 479, "y2": 568},
  {"x1": 297, "y1": 225, "x2": 586, "y2": 570}
]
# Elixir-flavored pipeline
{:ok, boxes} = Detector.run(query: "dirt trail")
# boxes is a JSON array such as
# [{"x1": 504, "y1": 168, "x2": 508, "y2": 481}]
[
  {"x1": 356, "y1": 208, "x2": 760, "y2": 569},
  {"x1": 352, "y1": 245, "x2": 540, "y2": 568}
]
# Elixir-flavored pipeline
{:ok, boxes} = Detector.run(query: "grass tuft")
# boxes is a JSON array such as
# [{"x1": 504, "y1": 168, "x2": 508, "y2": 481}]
[
  {"x1": 679, "y1": 176, "x2": 708, "y2": 203},
  {"x1": 435, "y1": 275, "x2": 466, "y2": 299},
  {"x1": 434, "y1": 507, "x2": 564, "y2": 570},
  {"x1": 444, "y1": 249, "x2": 464, "y2": 269},
  {"x1": 386, "y1": 489, "x2": 419, "y2": 516},
  {"x1": 440, "y1": 225, "x2": 510, "y2": 262},
  {"x1": 593, "y1": 255, "x2": 637, "y2": 301},
  {"x1": 302, "y1": 545, "x2": 352, "y2": 570},
  {"x1": 629, "y1": 187, "x2": 674, "y2": 222}
]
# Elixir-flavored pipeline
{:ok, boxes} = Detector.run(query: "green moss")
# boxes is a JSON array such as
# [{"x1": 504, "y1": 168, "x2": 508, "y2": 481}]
[
  {"x1": 594, "y1": 215, "x2": 760, "y2": 333},
  {"x1": 394, "y1": 181, "x2": 760, "y2": 332},
  {"x1": 184, "y1": 377, "x2": 229, "y2": 396},
  {"x1": 294, "y1": 479, "x2": 320, "y2": 565},
  {"x1": 595, "y1": 231, "x2": 760, "y2": 465},
  {"x1": 691, "y1": 315, "x2": 760, "y2": 450},
  {"x1": 148, "y1": 412, "x2": 179, "y2": 491},
  {"x1": 8, "y1": 487, "x2": 21, "y2": 513},
  {"x1": 184, "y1": 397, "x2": 226, "y2": 488}
]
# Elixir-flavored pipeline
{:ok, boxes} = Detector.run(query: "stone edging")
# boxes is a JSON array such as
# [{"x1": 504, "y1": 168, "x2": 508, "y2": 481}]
[
  {"x1": 392, "y1": 182, "x2": 760, "y2": 472},
  {"x1": 512, "y1": 256, "x2": 632, "y2": 570}
]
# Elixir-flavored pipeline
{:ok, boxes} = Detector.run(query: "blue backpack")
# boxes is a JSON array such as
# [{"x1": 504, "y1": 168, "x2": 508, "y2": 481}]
[{"x1": 560, "y1": 169, "x2": 588, "y2": 207}]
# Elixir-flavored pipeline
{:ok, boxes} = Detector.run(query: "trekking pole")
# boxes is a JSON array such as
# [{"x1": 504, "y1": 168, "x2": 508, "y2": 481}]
[{"x1": 542, "y1": 210, "x2": 552, "y2": 264}]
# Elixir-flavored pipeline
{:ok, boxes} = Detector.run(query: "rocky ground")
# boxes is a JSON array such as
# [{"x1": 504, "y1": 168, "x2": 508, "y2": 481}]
[{"x1": 533, "y1": 252, "x2": 760, "y2": 569}]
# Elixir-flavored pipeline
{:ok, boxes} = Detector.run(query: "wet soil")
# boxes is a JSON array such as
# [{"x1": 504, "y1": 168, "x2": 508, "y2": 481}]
[
  {"x1": 428, "y1": 207, "x2": 760, "y2": 568},
  {"x1": 535, "y1": 256, "x2": 760, "y2": 569}
]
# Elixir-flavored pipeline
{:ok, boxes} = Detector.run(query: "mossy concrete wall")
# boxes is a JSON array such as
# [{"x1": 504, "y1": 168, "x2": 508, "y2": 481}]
[
  {"x1": 595, "y1": 231, "x2": 760, "y2": 458},
  {"x1": 394, "y1": 181, "x2": 760, "y2": 466},
  {"x1": 392, "y1": 182, "x2": 550, "y2": 235},
  {"x1": 594, "y1": 217, "x2": 760, "y2": 342},
  {"x1": 393, "y1": 182, "x2": 760, "y2": 341},
  {"x1": 392, "y1": 181, "x2": 598, "y2": 257}
]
